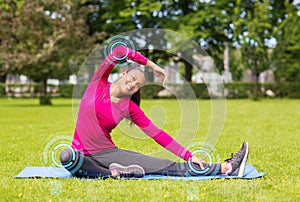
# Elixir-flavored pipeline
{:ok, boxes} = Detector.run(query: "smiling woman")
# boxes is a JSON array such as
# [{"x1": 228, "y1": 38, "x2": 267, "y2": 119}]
[
  {"x1": 60, "y1": 45, "x2": 247, "y2": 179},
  {"x1": 110, "y1": 68, "x2": 146, "y2": 104}
]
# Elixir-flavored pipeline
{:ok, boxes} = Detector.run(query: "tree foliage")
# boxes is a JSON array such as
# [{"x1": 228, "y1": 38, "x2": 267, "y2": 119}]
[
  {"x1": 233, "y1": 0, "x2": 272, "y2": 77},
  {"x1": 1, "y1": 0, "x2": 300, "y2": 103},
  {"x1": 272, "y1": 1, "x2": 300, "y2": 82},
  {"x1": 0, "y1": 0, "x2": 93, "y2": 104}
]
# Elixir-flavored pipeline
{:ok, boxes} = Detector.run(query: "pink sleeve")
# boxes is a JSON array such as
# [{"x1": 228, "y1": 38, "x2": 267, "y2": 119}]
[
  {"x1": 92, "y1": 45, "x2": 148, "y2": 82},
  {"x1": 128, "y1": 101, "x2": 192, "y2": 161}
]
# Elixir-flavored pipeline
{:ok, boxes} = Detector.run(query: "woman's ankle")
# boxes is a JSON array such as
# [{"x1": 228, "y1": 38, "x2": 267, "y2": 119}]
[{"x1": 221, "y1": 162, "x2": 231, "y2": 174}]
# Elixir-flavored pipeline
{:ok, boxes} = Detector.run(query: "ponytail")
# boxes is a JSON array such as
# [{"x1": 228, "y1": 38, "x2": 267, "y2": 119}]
[
  {"x1": 129, "y1": 89, "x2": 141, "y2": 126},
  {"x1": 130, "y1": 89, "x2": 141, "y2": 107}
]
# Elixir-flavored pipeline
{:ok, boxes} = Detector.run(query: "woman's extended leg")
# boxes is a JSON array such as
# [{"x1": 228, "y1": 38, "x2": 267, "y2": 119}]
[
  {"x1": 96, "y1": 142, "x2": 249, "y2": 177},
  {"x1": 60, "y1": 142, "x2": 248, "y2": 178},
  {"x1": 90, "y1": 148, "x2": 224, "y2": 177}
]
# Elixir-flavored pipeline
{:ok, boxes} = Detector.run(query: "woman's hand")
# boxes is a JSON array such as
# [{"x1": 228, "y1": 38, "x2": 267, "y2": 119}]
[
  {"x1": 146, "y1": 60, "x2": 168, "y2": 85},
  {"x1": 191, "y1": 156, "x2": 206, "y2": 170},
  {"x1": 152, "y1": 66, "x2": 168, "y2": 85}
]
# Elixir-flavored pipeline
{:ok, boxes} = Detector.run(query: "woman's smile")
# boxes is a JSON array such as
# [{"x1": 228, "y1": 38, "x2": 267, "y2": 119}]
[{"x1": 125, "y1": 82, "x2": 133, "y2": 91}]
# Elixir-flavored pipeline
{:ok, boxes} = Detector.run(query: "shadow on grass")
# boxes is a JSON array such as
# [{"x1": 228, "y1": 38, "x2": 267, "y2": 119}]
[
  {"x1": 3, "y1": 103, "x2": 73, "y2": 108},
  {"x1": 0, "y1": 98, "x2": 77, "y2": 108},
  {"x1": 0, "y1": 98, "x2": 72, "y2": 108}
]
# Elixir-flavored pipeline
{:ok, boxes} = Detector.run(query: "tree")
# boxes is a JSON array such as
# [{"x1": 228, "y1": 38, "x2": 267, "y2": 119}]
[
  {"x1": 272, "y1": 1, "x2": 300, "y2": 82},
  {"x1": 0, "y1": 0, "x2": 93, "y2": 104},
  {"x1": 85, "y1": 0, "x2": 235, "y2": 82},
  {"x1": 0, "y1": 0, "x2": 24, "y2": 82},
  {"x1": 163, "y1": 0, "x2": 236, "y2": 81},
  {"x1": 160, "y1": 0, "x2": 201, "y2": 81},
  {"x1": 233, "y1": 0, "x2": 273, "y2": 99},
  {"x1": 229, "y1": 47, "x2": 245, "y2": 81},
  {"x1": 87, "y1": 0, "x2": 170, "y2": 82}
]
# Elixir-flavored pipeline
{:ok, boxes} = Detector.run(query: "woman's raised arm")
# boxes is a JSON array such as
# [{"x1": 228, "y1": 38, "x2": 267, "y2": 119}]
[
  {"x1": 145, "y1": 60, "x2": 168, "y2": 85},
  {"x1": 91, "y1": 45, "x2": 148, "y2": 82}
]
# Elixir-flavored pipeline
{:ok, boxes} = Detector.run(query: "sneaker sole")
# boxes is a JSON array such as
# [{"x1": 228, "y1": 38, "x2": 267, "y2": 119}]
[
  {"x1": 109, "y1": 163, "x2": 145, "y2": 176},
  {"x1": 237, "y1": 142, "x2": 249, "y2": 177}
]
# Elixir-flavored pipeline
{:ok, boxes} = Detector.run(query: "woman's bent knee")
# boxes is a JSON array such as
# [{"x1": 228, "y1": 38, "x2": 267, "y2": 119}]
[
  {"x1": 60, "y1": 148, "x2": 84, "y2": 174},
  {"x1": 60, "y1": 148, "x2": 72, "y2": 164}
]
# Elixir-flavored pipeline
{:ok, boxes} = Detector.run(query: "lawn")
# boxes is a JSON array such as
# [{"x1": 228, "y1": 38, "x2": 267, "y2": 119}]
[{"x1": 0, "y1": 98, "x2": 299, "y2": 201}]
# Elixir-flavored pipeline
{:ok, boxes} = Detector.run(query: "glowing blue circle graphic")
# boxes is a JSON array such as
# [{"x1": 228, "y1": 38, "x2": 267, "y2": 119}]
[
  {"x1": 43, "y1": 135, "x2": 72, "y2": 168},
  {"x1": 187, "y1": 149, "x2": 213, "y2": 174},
  {"x1": 51, "y1": 143, "x2": 70, "y2": 167},
  {"x1": 103, "y1": 35, "x2": 136, "y2": 65}
]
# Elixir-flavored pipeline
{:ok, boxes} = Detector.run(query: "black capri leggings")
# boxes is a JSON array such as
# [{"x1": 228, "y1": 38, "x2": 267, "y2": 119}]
[{"x1": 60, "y1": 148, "x2": 222, "y2": 178}]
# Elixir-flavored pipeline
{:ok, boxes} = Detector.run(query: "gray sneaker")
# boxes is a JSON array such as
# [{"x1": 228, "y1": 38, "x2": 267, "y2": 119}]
[
  {"x1": 109, "y1": 163, "x2": 145, "y2": 178},
  {"x1": 225, "y1": 142, "x2": 249, "y2": 177}
]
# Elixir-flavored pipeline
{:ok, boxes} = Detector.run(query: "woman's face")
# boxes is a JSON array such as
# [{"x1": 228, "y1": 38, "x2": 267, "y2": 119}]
[{"x1": 117, "y1": 69, "x2": 146, "y2": 96}]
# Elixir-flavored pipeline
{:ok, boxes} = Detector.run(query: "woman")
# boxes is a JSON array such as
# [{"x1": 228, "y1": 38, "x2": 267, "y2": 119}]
[{"x1": 60, "y1": 45, "x2": 249, "y2": 178}]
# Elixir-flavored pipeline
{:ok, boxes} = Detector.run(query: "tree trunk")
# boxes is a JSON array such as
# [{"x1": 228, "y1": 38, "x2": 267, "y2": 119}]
[
  {"x1": 39, "y1": 77, "x2": 52, "y2": 105},
  {"x1": 184, "y1": 60, "x2": 193, "y2": 82},
  {"x1": 87, "y1": 64, "x2": 95, "y2": 82},
  {"x1": 0, "y1": 73, "x2": 6, "y2": 83},
  {"x1": 252, "y1": 72, "x2": 261, "y2": 101},
  {"x1": 144, "y1": 49, "x2": 154, "y2": 82}
]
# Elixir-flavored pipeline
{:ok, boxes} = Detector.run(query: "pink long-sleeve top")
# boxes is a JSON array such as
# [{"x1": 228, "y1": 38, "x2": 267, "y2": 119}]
[{"x1": 71, "y1": 45, "x2": 192, "y2": 161}]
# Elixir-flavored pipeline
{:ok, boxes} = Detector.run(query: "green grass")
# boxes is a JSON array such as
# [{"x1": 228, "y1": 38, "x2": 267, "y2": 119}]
[{"x1": 0, "y1": 98, "x2": 299, "y2": 201}]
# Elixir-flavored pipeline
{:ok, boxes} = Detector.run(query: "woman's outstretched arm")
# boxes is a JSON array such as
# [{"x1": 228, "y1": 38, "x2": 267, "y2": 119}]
[
  {"x1": 91, "y1": 45, "x2": 148, "y2": 82},
  {"x1": 128, "y1": 101, "x2": 205, "y2": 170}
]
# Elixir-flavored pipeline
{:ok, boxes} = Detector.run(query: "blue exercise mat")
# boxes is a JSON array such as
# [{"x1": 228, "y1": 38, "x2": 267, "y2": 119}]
[{"x1": 15, "y1": 164, "x2": 264, "y2": 180}]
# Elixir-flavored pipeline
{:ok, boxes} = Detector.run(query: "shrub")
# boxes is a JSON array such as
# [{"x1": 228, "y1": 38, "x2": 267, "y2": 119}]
[
  {"x1": 0, "y1": 82, "x2": 299, "y2": 99},
  {"x1": 59, "y1": 84, "x2": 74, "y2": 98},
  {"x1": 0, "y1": 84, "x2": 5, "y2": 97},
  {"x1": 224, "y1": 82, "x2": 253, "y2": 99},
  {"x1": 140, "y1": 83, "x2": 164, "y2": 99},
  {"x1": 190, "y1": 83, "x2": 210, "y2": 99},
  {"x1": 39, "y1": 95, "x2": 52, "y2": 105}
]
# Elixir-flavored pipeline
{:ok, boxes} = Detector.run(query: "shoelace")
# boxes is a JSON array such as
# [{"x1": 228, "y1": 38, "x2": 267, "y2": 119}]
[
  {"x1": 224, "y1": 153, "x2": 234, "y2": 163},
  {"x1": 224, "y1": 152, "x2": 241, "y2": 175},
  {"x1": 225, "y1": 148, "x2": 244, "y2": 163}
]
